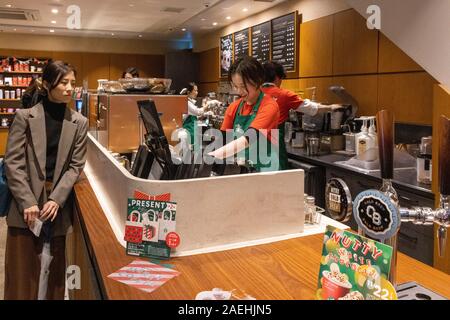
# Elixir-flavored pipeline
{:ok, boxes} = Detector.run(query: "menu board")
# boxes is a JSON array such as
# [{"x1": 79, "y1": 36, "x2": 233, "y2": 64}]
[
  {"x1": 220, "y1": 34, "x2": 233, "y2": 78},
  {"x1": 271, "y1": 12, "x2": 296, "y2": 72},
  {"x1": 251, "y1": 21, "x2": 271, "y2": 63},
  {"x1": 233, "y1": 28, "x2": 250, "y2": 61}
]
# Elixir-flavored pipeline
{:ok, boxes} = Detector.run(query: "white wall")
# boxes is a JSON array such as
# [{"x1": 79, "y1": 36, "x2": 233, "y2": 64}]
[
  {"x1": 346, "y1": 0, "x2": 450, "y2": 90},
  {"x1": 0, "y1": 33, "x2": 190, "y2": 55},
  {"x1": 193, "y1": 0, "x2": 350, "y2": 52}
]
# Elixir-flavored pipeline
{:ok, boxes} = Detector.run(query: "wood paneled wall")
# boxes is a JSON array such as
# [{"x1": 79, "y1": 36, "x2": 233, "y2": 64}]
[
  {"x1": 197, "y1": 9, "x2": 438, "y2": 124},
  {"x1": 0, "y1": 49, "x2": 165, "y2": 89},
  {"x1": 198, "y1": 47, "x2": 219, "y2": 96}
]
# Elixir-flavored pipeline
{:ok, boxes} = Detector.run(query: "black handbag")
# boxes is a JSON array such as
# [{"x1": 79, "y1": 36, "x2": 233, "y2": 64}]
[{"x1": 0, "y1": 159, "x2": 12, "y2": 217}]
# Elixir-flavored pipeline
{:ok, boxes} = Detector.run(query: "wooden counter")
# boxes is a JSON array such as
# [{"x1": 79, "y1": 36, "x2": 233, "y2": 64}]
[{"x1": 71, "y1": 175, "x2": 450, "y2": 300}]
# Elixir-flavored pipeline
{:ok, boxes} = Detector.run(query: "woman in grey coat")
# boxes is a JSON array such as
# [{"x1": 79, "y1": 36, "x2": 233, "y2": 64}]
[{"x1": 3, "y1": 60, "x2": 87, "y2": 300}]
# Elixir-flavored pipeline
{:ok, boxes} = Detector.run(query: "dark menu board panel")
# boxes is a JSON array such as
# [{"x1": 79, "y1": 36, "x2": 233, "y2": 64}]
[
  {"x1": 271, "y1": 12, "x2": 296, "y2": 72},
  {"x1": 251, "y1": 21, "x2": 271, "y2": 63},
  {"x1": 220, "y1": 34, "x2": 233, "y2": 78},
  {"x1": 233, "y1": 29, "x2": 250, "y2": 61}
]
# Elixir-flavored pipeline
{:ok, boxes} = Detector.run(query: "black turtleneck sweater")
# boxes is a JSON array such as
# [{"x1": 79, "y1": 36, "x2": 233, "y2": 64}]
[{"x1": 43, "y1": 97, "x2": 66, "y2": 182}]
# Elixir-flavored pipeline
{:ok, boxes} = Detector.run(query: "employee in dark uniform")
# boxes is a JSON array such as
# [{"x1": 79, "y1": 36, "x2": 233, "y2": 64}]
[{"x1": 209, "y1": 56, "x2": 280, "y2": 172}]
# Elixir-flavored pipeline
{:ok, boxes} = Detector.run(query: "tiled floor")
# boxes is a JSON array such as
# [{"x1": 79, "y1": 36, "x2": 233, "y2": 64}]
[{"x1": 0, "y1": 217, "x2": 7, "y2": 300}]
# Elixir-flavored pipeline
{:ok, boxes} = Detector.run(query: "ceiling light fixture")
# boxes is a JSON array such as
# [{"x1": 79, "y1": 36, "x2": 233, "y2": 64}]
[
  {"x1": 226, "y1": 16, "x2": 231, "y2": 20},
  {"x1": 51, "y1": 20, "x2": 56, "y2": 24},
  {"x1": 111, "y1": 33, "x2": 115, "y2": 36},
  {"x1": 201, "y1": 18, "x2": 206, "y2": 21},
  {"x1": 50, "y1": 29, "x2": 55, "y2": 33},
  {"x1": 181, "y1": 28, "x2": 186, "y2": 31},
  {"x1": 212, "y1": 22, "x2": 218, "y2": 26},
  {"x1": 242, "y1": 8, "x2": 248, "y2": 12},
  {"x1": 51, "y1": 8, "x2": 59, "y2": 14},
  {"x1": 6, "y1": 4, "x2": 12, "y2": 8},
  {"x1": 138, "y1": 34, "x2": 142, "y2": 38}
]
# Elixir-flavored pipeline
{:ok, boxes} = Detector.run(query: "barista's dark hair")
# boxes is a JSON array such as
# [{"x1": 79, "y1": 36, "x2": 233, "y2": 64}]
[
  {"x1": 42, "y1": 60, "x2": 77, "y2": 92},
  {"x1": 228, "y1": 56, "x2": 265, "y2": 90},
  {"x1": 262, "y1": 61, "x2": 286, "y2": 83},
  {"x1": 186, "y1": 82, "x2": 197, "y2": 94},
  {"x1": 122, "y1": 67, "x2": 139, "y2": 78}
]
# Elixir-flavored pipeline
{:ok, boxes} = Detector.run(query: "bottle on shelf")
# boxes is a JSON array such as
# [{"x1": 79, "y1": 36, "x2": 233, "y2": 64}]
[
  {"x1": 368, "y1": 116, "x2": 378, "y2": 147},
  {"x1": 417, "y1": 136, "x2": 432, "y2": 184}
]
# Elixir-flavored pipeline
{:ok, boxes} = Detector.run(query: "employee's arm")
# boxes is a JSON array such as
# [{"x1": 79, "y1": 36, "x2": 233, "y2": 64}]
[
  {"x1": 296, "y1": 99, "x2": 343, "y2": 116},
  {"x1": 49, "y1": 117, "x2": 88, "y2": 208},
  {"x1": 4, "y1": 111, "x2": 38, "y2": 212},
  {"x1": 208, "y1": 135, "x2": 249, "y2": 159},
  {"x1": 188, "y1": 100, "x2": 205, "y2": 116}
]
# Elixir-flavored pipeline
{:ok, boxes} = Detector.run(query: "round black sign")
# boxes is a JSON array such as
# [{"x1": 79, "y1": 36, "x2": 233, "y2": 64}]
[
  {"x1": 325, "y1": 178, "x2": 352, "y2": 222},
  {"x1": 353, "y1": 190, "x2": 400, "y2": 240}
]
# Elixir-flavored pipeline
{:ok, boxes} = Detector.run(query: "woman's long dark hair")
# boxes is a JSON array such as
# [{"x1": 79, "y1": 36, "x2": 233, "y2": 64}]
[
  {"x1": 228, "y1": 56, "x2": 265, "y2": 90},
  {"x1": 21, "y1": 60, "x2": 76, "y2": 108}
]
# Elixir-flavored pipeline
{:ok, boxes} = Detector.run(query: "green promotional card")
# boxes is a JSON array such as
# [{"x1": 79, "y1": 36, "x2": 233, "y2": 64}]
[
  {"x1": 124, "y1": 198, "x2": 177, "y2": 260},
  {"x1": 316, "y1": 226, "x2": 397, "y2": 300}
]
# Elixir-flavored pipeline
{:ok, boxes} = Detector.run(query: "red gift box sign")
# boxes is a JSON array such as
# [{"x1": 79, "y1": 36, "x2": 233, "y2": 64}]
[{"x1": 124, "y1": 225, "x2": 143, "y2": 243}]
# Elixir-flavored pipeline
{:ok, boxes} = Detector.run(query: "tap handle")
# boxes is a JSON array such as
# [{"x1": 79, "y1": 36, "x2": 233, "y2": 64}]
[
  {"x1": 439, "y1": 116, "x2": 450, "y2": 195},
  {"x1": 376, "y1": 110, "x2": 394, "y2": 179},
  {"x1": 438, "y1": 225, "x2": 447, "y2": 257}
]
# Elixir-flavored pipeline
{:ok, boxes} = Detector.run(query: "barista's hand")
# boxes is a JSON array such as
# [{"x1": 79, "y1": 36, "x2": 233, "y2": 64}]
[
  {"x1": 330, "y1": 104, "x2": 344, "y2": 111},
  {"x1": 23, "y1": 205, "x2": 40, "y2": 228},
  {"x1": 40, "y1": 200, "x2": 60, "y2": 222}
]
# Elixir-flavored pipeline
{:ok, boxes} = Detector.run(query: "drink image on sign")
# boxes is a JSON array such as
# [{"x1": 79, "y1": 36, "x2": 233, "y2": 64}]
[{"x1": 321, "y1": 263, "x2": 352, "y2": 300}]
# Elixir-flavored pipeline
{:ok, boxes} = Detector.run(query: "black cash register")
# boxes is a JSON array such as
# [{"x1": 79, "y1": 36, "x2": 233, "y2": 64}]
[{"x1": 131, "y1": 99, "x2": 243, "y2": 180}]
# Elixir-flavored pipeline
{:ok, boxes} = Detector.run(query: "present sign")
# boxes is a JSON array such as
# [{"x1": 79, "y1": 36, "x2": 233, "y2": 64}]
[{"x1": 125, "y1": 194, "x2": 178, "y2": 260}]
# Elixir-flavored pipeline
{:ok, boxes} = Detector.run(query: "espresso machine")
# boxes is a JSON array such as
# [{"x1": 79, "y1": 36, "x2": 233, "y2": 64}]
[
  {"x1": 325, "y1": 110, "x2": 450, "y2": 295},
  {"x1": 319, "y1": 86, "x2": 359, "y2": 154}
]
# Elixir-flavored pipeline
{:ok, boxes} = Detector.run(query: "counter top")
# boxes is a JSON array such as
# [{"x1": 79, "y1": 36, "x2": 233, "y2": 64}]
[
  {"x1": 73, "y1": 175, "x2": 450, "y2": 300},
  {"x1": 287, "y1": 145, "x2": 434, "y2": 198}
]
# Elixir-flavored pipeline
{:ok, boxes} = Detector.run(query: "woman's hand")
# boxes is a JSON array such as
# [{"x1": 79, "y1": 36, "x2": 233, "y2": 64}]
[
  {"x1": 40, "y1": 200, "x2": 60, "y2": 222},
  {"x1": 23, "y1": 205, "x2": 40, "y2": 228}
]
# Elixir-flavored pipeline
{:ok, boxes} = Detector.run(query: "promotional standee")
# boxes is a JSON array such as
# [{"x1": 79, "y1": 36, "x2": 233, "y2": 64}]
[
  {"x1": 124, "y1": 190, "x2": 180, "y2": 260},
  {"x1": 317, "y1": 226, "x2": 396, "y2": 300}
]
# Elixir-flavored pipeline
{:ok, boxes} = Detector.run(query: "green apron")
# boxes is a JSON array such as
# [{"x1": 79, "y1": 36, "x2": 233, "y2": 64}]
[
  {"x1": 261, "y1": 83, "x2": 288, "y2": 170},
  {"x1": 278, "y1": 123, "x2": 288, "y2": 170},
  {"x1": 182, "y1": 115, "x2": 197, "y2": 145},
  {"x1": 232, "y1": 92, "x2": 280, "y2": 172}
]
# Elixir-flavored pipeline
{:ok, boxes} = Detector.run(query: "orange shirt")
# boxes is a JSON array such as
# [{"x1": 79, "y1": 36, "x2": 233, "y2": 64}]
[
  {"x1": 221, "y1": 93, "x2": 280, "y2": 143},
  {"x1": 261, "y1": 85, "x2": 303, "y2": 124}
]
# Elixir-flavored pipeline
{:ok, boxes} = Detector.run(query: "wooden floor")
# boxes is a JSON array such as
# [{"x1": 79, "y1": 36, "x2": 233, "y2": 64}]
[{"x1": 0, "y1": 218, "x2": 7, "y2": 300}]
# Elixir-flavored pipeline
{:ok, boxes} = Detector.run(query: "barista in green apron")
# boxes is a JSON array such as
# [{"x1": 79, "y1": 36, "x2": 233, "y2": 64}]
[
  {"x1": 261, "y1": 61, "x2": 343, "y2": 169},
  {"x1": 232, "y1": 91, "x2": 280, "y2": 171},
  {"x1": 261, "y1": 82, "x2": 289, "y2": 170},
  {"x1": 181, "y1": 82, "x2": 205, "y2": 145},
  {"x1": 209, "y1": 56, "x2": 281, "y2": 172}
]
